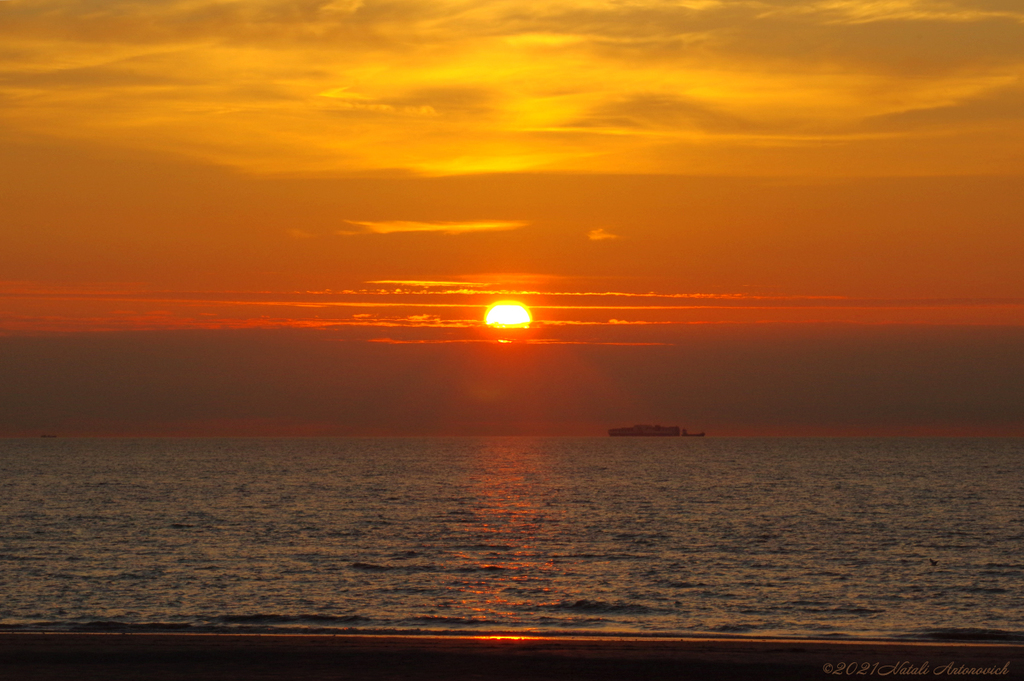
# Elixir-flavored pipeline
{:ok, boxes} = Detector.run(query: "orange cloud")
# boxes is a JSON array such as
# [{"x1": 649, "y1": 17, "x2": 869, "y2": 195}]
[
  {"x1": 2, "y1": 0, "x2": 1021, "y2": 176},
  {"x1": 341, "y1": 220, "x2": 528, "y2": 235},
  {"x1": 4, "y1": 284, "x2": 1023, "y2": 336},
  {"x1": 586, "y1": 228, "x2": 618, "y2": 241}
]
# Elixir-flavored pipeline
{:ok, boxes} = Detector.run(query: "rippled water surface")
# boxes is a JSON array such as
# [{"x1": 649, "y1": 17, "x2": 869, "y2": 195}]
[{"x1": 1, "y1": 437, "x2": 1022, "y2": 639}]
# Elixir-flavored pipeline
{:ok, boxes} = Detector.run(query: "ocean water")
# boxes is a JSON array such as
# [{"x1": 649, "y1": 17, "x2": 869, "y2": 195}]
[{"x1": 1, "y1": 437, "x2": 1022, "y2": 641}]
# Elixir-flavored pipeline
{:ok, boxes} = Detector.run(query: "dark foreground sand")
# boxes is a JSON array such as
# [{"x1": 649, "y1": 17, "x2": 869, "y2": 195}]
[{"x1": 1, "y1": 633, "x2": 1020, "y2": 681}]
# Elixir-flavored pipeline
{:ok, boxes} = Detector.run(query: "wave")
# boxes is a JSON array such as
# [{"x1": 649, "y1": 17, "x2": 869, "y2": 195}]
[
  {"x1": 350, "y1": 562, "x2": 393, "y2": 571},
  {"x1": 711, "y1": 623, "x2": 757, "y2": 633},
  {"x1": 543, "y1": 599, "x2": 652, "y2": 614},
  {"x1": 915, "y1": 628, "x2": 1024, "y2": 642},
  {"x1": 408, "y1": 616, "x2": 495, "y2": 625},
  {"x1": 217, "y1": 614, "x2": 371, "y2": 624},
  {"x1": 796, "y1": 606, "x2": 886, "y2": 615},
  {"x1": 351, "y1": 561, "x2": 518, "y2": 573},
  {"x1": 68, "y1": 621, "x2": 193, "y2": 631}
]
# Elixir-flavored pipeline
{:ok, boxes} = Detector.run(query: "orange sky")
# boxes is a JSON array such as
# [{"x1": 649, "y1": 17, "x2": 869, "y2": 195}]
[{"x1": 1, "y1": 0, "x2": 1023, "y2": 435}]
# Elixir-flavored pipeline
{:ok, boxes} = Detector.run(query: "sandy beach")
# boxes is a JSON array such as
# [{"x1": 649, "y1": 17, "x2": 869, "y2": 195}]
[{"x1": 1, "y1": 633, "x2": 1020, "y2": 680}]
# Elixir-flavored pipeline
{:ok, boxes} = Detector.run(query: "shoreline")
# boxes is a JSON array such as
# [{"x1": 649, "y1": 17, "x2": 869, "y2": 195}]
[
  {"x1": 2, "y1": 632, "x2": 1021, "y2": 680},
  {"x1": 4, "y1": 623, "x2": 1022, "y2": 642},
  {"x1": 3, "y1": 629, "x2": 1023, "y2": 643}
]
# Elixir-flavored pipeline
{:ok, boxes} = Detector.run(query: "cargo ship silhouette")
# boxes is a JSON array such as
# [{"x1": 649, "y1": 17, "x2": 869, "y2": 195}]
[{"x1": 608, "y1": 425, "x2": 705, "y2": 437}]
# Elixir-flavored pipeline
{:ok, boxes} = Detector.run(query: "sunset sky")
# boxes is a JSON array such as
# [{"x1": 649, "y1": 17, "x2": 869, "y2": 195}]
[{"x1": 2, "y1": 0, "x2": 1023, "y2": 435}]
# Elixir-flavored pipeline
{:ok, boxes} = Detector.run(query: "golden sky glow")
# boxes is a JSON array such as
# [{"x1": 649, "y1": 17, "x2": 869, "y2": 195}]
[
  {"x1": 2, "y1": 0, "x2": 1024, "y2": 435},
  {"x1": 2, "y1": 0, "x2": 1024, "y2": 176}
]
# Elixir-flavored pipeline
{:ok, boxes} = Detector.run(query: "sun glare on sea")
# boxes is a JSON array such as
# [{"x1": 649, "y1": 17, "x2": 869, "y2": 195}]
[{"x1": 485, "y1": 303, "x2": 531, "y2": 327}]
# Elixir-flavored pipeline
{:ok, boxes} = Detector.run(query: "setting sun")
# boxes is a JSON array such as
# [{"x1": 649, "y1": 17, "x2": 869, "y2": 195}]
[{"x1": 485, "y1": 303, "x2": 531, "y2": 327}]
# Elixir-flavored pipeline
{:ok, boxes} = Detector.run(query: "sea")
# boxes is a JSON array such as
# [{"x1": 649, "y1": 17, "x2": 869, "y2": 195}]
[{"x1": 1, "y1": 437, "x2": 1022, "y2": 641}]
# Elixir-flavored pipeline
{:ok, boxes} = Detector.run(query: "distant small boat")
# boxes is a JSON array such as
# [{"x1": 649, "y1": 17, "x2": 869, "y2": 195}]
[{"x1": 608, "y1": 425, "x2": 705, "y2": 437}]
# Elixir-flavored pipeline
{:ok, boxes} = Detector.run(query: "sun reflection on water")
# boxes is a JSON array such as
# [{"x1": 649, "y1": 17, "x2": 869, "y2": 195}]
[
  {"x1": 475, "y1": 635, "x2": 540, "y2": 640},
  {"x1": 442, "y1": 439, "x2": 565, "y2": 628}
]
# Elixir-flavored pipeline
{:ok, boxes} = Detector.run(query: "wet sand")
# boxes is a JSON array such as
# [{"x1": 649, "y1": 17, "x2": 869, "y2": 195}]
[{"x1": 1, "y1": 633, "x2": 1020, "y2": 680}]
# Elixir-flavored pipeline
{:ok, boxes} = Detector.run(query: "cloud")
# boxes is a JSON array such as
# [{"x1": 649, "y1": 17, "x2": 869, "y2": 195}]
[
  {"x1": 781, "y1": 0, "x2": 1024, "y2": 25},
  {"x1": 2, "y1": 0, "x2": 1024, "y2": 175},
  {"x1": 340, "y1": 220, "x2": 528, "y2": 235},
  {"x1": 860, "y1": 82, "x2": 1024, "y2": 131},
  {"x1": 367, "y1": 280, "x2": 491, "y2": 288},
  {"x1": 570, "y1": 92, "x2": 755, "y2": 134},
  {"x1": 587, "y1": 228, "x2": 618, "y2": 240}
]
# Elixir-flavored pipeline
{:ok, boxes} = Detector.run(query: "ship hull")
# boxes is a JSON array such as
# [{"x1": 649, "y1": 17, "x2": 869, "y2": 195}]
[
  {"x1": 607, "y1": 425, "x2": 705, "y2": 437},
  {"x1": 608, "y1": 431, "x2": 678, "y2": 436},
  {"x1": 608, "y1": 425, "x2": 680, "y2": 436}
]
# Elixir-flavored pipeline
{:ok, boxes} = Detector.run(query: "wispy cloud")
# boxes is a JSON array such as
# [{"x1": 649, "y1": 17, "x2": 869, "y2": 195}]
[
  {"x1": 587, "y1": 228, "x2": 619, "y2": 240},
  {"x1": 3, "y1": 284, "x2": 1024, "y2": 336},
  {"x1": 367, "y1": 280, "x2": 491, "y2": 288},
  {"x1": 2, "y1": 0, "x2": 1022, "y2": 175},
  {"x1": 785, "y1": 0, "x2": 1024, "y2": 25},
  {"x1": 340, "y1": 220, "x2": 528, "y2": 235},
  {"x1": 367, "y1": 338, "x2": 673, "y2": 345}
]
